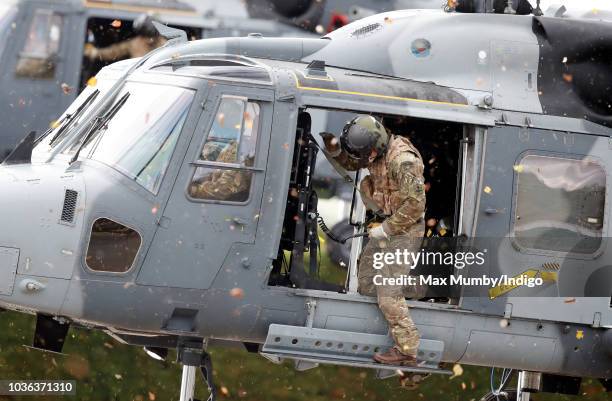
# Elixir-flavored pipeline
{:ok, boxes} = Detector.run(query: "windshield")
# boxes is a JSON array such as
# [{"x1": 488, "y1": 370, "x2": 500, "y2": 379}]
[
  {"x1": 33, "y1": 78, "x2": 116, "y2": 159},
  {"x1": 0, "y1": 2, "x2": 17, "y2": 54},
  {"x1": 0, "y1": 2, "x2": 16, "y2": 25},
  {"x1": 84, "y1": 82, "x2": 194, "y2": 194}
]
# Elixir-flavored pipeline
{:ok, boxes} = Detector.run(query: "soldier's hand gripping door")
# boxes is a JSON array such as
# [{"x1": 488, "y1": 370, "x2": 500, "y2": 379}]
[{"x1": 137, "y1": 85, "x2": 273, "y2": 290}]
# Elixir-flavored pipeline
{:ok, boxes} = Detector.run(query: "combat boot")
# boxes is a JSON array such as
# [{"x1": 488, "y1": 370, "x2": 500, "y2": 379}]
[{"x1": 373, "y1": 346, "x2": 418, "y2": 366}]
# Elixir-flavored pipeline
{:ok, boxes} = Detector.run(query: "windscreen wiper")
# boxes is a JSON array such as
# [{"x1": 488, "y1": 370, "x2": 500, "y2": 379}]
[
  {"x1": 69, "y1": 92, "x2": 131, "y2": 164},
  {"x1": 45, "y1": 89, "x2": 101, "y2": 147}
]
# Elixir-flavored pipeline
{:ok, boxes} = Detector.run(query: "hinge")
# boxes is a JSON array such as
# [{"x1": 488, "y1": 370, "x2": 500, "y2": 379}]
[
  {"x1": 593, "y1": 312, "x2": 601, "y2": 328},
  {"x1": 504, "y1": 303, "x2": 513, "y2": 318},
  {"x1": 277, "y1": 94, "x2": 295, "y2": 102}
]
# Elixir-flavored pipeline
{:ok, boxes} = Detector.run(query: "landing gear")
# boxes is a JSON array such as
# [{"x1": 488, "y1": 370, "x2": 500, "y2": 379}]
[
  {"x1": 480, "y1": 370, "x2": 542, "y2": 401},
  {"x1": 479, "y1": 389, "x2": 517, "y2": 401},
  {"x1": 516, "y1": 371, "x2": 542, "y2": 401},
  {"x1": 177, "y1": 340, "x2": 217, "y2": 401}
]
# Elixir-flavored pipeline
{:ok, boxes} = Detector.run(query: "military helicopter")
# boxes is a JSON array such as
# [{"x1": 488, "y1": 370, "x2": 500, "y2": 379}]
[
  {"x1": 0, "y1": 0, "x2": 322, "y2": 162},
  {"x1": 1, "y1": 1, "x2": 611, "y2": 401}
]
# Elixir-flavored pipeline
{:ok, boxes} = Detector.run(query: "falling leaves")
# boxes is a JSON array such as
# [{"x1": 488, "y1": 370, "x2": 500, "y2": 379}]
[
  {"x1": 220, "y1": 386, "x2": 230, "y2": 396},
  {"x1": 483, "y1": 186, "x2": 492, "y2": 194},
  {"x1": 60, "y1": 83, "x2": 73, "y2": 95},
  {"x1": 450, "y1": 363, "x2": 463, "y2": 379},
  {"x1": 111, "y1": 19, "x2": 122, "y2": 28},
  {"x1": 229, "y1": 287, "x2": 244, "y2": 299}
]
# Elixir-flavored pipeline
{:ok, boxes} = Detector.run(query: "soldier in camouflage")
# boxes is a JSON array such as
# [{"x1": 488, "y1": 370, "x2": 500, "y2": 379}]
[
  {"x1": 189, "y1": 140, "x2": 252, "y2": 201},
  {"x1": 84, "y1": 14, "x2": 167, "y2": 63},
  {"x1": 320, "y1": 115, "x2": 426, "y2": 366}
]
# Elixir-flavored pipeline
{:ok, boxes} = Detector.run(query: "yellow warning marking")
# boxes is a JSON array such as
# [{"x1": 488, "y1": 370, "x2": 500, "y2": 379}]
[
  {"x1": 83, "y1": 1, "x2": 198, "y2": 16},
  {"x1": 290, "y1": 72, "x2": 469, "y2": 108},
  {"x1": 539, "y1": 271, "x2": 558, "y2": 282},
  {"x1": 576, "y1": 330, "x2": 584, "y2": 340},
  {"x1": 488, "y1": 268, "x2": 558, "y2": 299}
]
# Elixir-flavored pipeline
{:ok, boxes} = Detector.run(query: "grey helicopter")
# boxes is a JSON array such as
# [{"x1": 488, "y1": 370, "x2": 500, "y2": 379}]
[
  {"x1": 0, "y1": 1, "x2": 611, "y2": 400},
  {"x1": 0, "y1": 0, "x2": 455, "y2": 162},
  {"x1": 0, "y1": 0, "x2": 331, "y2": 163}
]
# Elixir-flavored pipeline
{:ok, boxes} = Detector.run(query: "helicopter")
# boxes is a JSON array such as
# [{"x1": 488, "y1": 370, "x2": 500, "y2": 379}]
[
  {"x1": 0, "y1": 0, "x2": 324, "y2": 162},
  {"x1": 0, "y1": 3, "x2": 611, "y2": 401}
]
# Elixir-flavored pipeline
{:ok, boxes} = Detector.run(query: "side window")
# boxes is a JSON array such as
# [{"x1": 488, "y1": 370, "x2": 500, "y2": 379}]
[
  {"x1": 188, "y1": 96, "x2": 260, "y2": 202},
  {"x1": 514, "y1": 155, "x2": 606, "y2": 254},
  {"x1": 86, "y1": 218, "x2": 142, "y2": 273},
  {"x1": 15, "y1": 9, "x2": 63, "y2": 79}
]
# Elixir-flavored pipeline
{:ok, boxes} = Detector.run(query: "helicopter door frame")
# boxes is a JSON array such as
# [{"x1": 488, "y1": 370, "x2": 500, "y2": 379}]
[{"x1": 288, "y1": 107, "x2": 477, "y2": 309}]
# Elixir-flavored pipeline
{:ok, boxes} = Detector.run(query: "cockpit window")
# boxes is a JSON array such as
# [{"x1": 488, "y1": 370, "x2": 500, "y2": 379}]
[
  {"x1": 85, "y1": 82, "x2": 194, "y2": 194},
  {"x1": 15, "y1": 9, "x2": 63, "y2": 79},
  {"x1": 514, "y1": 155, "x2": 606, "y2": 254},
  {"x1": 188, "y1": 96, "x2": 260, "y2": 202},
  {"x1": 33, "y1": 78, "x2": 115, "y2": 157},
  {"x1": 0, "y1": 2, "x2": 16, "y2": 33}
]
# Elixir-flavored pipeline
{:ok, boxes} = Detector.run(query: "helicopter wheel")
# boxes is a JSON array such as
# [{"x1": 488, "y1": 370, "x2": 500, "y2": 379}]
[{"x1": 478, "y1": 389, "x2": 517, "y2": 401}]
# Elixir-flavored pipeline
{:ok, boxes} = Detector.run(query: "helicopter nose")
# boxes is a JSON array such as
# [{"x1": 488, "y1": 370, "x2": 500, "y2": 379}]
[{"x1": 0, "y1": 164, "x2": 85, "y2": 287}]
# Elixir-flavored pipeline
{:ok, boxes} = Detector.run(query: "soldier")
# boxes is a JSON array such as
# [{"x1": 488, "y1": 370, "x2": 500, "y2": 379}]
[
  {"x1": 84, "y1": 14, "x2": 167, "y2": 62},
  {"x1": 190, "y1": 140, "x2": 253, "y2": 201},
  {"x1": 320, "y1": 115, "x2": 426, "y2": 366}
]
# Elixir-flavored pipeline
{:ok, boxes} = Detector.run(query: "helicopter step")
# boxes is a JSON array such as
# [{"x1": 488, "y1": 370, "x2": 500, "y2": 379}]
[{"x1": 261, "y1": 324, "x2": 451, "y2": 377}]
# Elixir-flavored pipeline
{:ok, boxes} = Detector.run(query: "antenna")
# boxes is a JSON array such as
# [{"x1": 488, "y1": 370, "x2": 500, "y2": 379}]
[{"x1": 533, "y1": 0, "x2": 543, "y2": 16}]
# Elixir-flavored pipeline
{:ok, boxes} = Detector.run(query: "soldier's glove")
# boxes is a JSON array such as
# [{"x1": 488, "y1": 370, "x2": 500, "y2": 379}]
[
  {"x1": 318, "y1": 132, "x2": 340, "y2": 155},
  {"x1": 369, "y1": 224, "x2": 389, "y2": 240}
]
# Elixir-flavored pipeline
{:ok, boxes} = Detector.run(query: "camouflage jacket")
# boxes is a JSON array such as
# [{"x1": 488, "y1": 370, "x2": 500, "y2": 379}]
[
  {"x1": 333, "y1": 135, "x2": 426, "y2": 235},
  {"x1": 85, "y1": 36, "x2": 167, "y2": 62},
  {"x1": 192, "y1": 141, "x2": 252, "y2": 201}
]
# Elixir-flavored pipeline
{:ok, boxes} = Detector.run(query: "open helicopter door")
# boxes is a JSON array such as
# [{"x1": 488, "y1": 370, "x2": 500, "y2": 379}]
[
  {"x1": 465, "y1": 124, "x2": 611, "y2": 327},
  {"x1": 137, "y1": 84, "x2": 274, "y2": 290}
]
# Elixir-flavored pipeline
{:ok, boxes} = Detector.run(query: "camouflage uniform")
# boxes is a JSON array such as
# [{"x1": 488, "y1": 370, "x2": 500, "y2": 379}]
[
  {"x1": 84, "y1": 36, "x2": 167, "y2": 62},
  {"x1": 333, "y1": 134, "x2": 426, "y2": 356},
  {"x1": 190, "y1": 141, "x2": 252, "y2": 201}
]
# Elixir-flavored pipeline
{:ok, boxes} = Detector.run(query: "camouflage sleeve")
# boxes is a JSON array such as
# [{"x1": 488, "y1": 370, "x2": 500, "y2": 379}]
[
  {"x1": 91, "y1": 40, "x2": 133, "y2": 62},
  {"x1": 331, "y1": 148, "x2": 363, "y2": 171},
  {"x1": 382, "y1": 151, "x2": 426, "y2": 235},
  {"x1": 199, "y1": 170, "x2": 252, "y2": 201}
]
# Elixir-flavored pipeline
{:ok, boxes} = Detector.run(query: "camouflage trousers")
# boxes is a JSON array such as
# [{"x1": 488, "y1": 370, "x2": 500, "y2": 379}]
[{"x1": 357, "y1": 222, "x2": 425, "y2": 356}]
